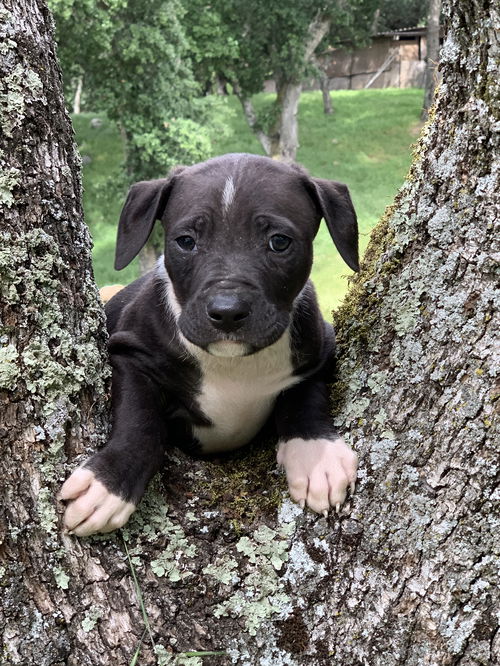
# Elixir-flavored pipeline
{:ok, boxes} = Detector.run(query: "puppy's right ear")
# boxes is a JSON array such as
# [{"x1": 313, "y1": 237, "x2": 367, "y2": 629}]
[{"x1": 115, "y1": 172, "x2": 181, "y2": 270}]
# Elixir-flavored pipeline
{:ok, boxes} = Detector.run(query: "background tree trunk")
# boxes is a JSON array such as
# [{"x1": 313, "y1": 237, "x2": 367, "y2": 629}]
[
  {"x1": 1, "y1": 1, "x2": 498, "y2": 665},
  {"x1": 236, "y1": 15, "x2": 331, "y2": 162},
  {"x1": 269, "y1": 81, "x2": 303, "y2": 161},
  {"x1": 72, "y1": 75, "x2": 83, "y2": 115},
  {"x1": 422, "y1": 0, "x2": 442, "y2": 119},
  {"x1": 319, "y1": 76, "x2": 334, "y2": 115}
]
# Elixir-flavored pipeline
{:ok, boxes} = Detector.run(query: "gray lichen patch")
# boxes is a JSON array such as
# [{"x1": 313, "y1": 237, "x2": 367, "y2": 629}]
[
  {"x1": 0, "y1": 228, "x2": 108, "y2": 415},
  {"x1": 210, "y1": 512, "x2": 298, "y2": 637},
  {"x1": 0, "y1": 342, "x2": 19, "y2": 390},
  {"x1": 81, "y1": 606, "x2": 104, "y2": 633},
  {"x1": 0, "y1": 165, "x2": 20, "y2": 207}
]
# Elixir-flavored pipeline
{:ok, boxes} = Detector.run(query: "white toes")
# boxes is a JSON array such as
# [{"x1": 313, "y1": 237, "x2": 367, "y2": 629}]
[
  {"x1": 59, "y1": 469, "x2": 135, "y2": 536},
  {"x1": 287, "y1": 475, "x2": 309, "y2": 505},
  {"x1": 58, "y1": 467, "x2": 94, "y2": 501},
  {"x1": 306, "y1": 468, "x2": 330, "y2": 514},
  {"x1": 277, "y1": 437, "x2": 358, "y2": 515}
]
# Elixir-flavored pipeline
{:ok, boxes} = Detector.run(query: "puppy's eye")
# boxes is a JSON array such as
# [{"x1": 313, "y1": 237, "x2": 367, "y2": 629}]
[
  {"x1": 176, "y1": 236, "x2": 196, "y2": 251},
  {"x1": 269, "y1": 234, "x2": 291, "y2": 252}
]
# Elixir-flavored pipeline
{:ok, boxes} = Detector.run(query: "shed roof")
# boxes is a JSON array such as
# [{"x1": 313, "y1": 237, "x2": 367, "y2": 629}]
[{"x1": 374, "y1": 26, "x2": 427, "y2": 38}]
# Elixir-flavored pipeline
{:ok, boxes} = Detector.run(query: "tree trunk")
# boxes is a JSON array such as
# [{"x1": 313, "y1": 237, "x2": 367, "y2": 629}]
[
  {"x1": 319, "y1": 76, "x2": 333, "y2": 115},
  {"x1": 312, "y1": 55, "x2": 333, "y2": 115},
  {"x1": 422, "y1": 0, "x2": 442, "y2": 119},
  {"x1": 235, "y1": 14, "x2": 331, "y2": 161},
  {"x1": 1, "y1": 1, "x2": 499, "y2": 665},
  {"x1": 73, "y1": 75, "x2": 83, "y2": 114},
  {"x1": 138, "y1": 244, "x2": 159, "y2": 276},
  {"x1": 269, "y1": 80, "x2": 303, "y2": 161},
  {"x1": 234, "y1": 86, "x2": 273, "y2": 157},
  {"x1": 0, "y1": 0, "x2": 110, "y2": 661}
]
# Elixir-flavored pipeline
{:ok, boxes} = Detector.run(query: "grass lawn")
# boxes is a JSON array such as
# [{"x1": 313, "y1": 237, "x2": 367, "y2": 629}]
[{"x1": 74, "y1": 88, "x2": 423, "y2": 315}]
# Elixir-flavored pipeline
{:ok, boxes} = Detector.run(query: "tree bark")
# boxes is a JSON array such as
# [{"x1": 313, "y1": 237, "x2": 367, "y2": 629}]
[
  {"x1": 311, "y1": 55, "x2": 333, "y2": 115},
  {"x1": 318, "y1": 69, "x2": 333, "y2": 115},
  {"x1": 0, "y1": 0, "x2": 110, "y2": 662},
  {"x1": 1, "y1": 1, "x2": 499, "y2": 665},
  {"x1": 422, "y1": 0, "x2": 442, "y2": 119}
]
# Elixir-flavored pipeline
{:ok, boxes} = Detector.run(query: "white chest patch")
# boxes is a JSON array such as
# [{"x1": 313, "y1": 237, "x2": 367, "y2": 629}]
[
  {"x1": 156, "y1": 260, "x2": 300, "y2": 453},
  {"x1": 187, "y1": 332, "x2": 299, "y2": 452}
]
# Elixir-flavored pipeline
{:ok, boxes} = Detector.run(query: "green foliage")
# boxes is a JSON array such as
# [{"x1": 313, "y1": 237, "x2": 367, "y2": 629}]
[
  {"x1": 376, "y1": 0, "x2": 429, "y2": 32},
  {"x1": 49, "y1": 0, "x2": 211, "y2": 182},
  {"x1": 128, "y1": 117, "x2": 211, "y2": 181},
  {"x1": 183, "y1": 0, "x2": 379, "y2": 96}
]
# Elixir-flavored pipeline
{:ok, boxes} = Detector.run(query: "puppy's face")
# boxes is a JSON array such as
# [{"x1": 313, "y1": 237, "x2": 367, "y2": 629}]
[
  {"x1": 114, "y1": 154, "x2": 358, "y2": 357},
  {"x1": 163, "y1": 158, "x2": 319, "y2": 355}
]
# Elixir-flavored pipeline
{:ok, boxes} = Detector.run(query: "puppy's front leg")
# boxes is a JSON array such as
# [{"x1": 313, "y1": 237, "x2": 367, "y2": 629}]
[
  {"x1": 275, "y1": 378, "x2": 358, "y2": 515},
  {"x1": 59, "y1": 365, "x2": 167, "y2": 536}
]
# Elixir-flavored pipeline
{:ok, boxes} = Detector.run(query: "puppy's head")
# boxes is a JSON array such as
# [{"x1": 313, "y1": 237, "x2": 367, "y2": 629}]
[{"x1": 115, "y1": 153, "x2": 358, "y2": 356}]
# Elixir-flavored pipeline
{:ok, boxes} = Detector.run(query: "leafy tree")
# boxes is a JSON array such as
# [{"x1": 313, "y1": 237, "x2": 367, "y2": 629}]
[
  {"x1": 183, "y1": 0, "x2": 378, "y2": 160},
  {"x1": 49, "y1": 0, "x2": 212, "y2": 181},
  {"x1": 374, "y1": 0, "x2": 429, "y2": 32}
]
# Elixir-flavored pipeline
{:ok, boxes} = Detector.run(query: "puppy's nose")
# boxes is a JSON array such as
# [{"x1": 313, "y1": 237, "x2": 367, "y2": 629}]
[{"x1": 207, "y1": 293, "x2": 251, "y2": 332}]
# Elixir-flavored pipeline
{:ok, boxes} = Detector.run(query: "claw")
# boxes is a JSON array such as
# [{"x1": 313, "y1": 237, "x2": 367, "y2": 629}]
[
  {"x1": 350, "y1": 480, "x2": 356, "y2": 494},
  {"x1": 336, "y1": 503, "x2": 341, "y2": 514},
  {"x1": 322, "y1": 509, "x2": 328, "y2": 518},
  {"x1": 299, "y1": 499, "x2": 305, "y2": 509}
]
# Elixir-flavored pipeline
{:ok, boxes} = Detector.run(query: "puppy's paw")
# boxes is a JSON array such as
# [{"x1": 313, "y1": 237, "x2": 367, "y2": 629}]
[
  {"x1": 59, "y1": 467, "x2": 136, "y2": 536},
  {"x1": 277, "y1": 437, "x2": 358, "y2": 515}
]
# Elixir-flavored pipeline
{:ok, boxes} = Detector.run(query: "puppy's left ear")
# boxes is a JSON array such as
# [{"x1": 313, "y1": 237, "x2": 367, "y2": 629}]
[
  {"x1": 310, "y1": 178, "x2": 359, "y2": 272},
  {"x1": 115, "y1": 169, "x2": 183, "y2": 270}
]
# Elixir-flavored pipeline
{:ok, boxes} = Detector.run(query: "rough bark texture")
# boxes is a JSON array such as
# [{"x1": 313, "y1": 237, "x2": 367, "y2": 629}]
[
  {"x1": 0, "y1": 0, "x2": 110, "y2": 661},
  {"x1": 1, "y1": 1, "x2": 499, "y2": 665}
]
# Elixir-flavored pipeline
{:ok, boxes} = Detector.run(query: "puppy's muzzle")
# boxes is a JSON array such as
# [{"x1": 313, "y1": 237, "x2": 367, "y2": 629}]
[{"x1": 206, "y1": 292, "x2": 251, "y2": 333}]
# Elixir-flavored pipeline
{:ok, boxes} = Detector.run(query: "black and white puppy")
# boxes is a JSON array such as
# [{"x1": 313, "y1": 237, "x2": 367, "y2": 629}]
[{"x1": 60, "y1": 153, "x2": 359, "y2": 536}]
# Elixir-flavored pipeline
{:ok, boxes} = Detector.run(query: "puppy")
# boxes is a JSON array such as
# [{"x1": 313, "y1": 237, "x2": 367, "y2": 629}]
[{"x1": 60, "y1": 153, "x2": 359, "y2": 536}]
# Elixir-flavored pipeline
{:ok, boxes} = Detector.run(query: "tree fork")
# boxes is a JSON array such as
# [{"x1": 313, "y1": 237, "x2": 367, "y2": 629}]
[{"x1": 1, "y1": 0, "x2": 498, "y2": 664}]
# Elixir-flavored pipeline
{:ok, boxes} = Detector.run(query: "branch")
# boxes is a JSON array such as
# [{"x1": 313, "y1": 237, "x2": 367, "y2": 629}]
[
  {"x1": 303, "y1": 13, "x2": 332, "y2": 64},
  {"x1": 232, "y1": 82, "x2": 272, "y2": 155}
]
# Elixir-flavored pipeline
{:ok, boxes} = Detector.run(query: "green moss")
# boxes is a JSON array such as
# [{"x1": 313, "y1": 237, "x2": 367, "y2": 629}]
[
  {"x1": 0, "y1": 63, "x2": 43, "y2": 137},
  {"x1": 196, "y1": 440, "x2": 286, "y2": 529},
  {"x1": 212, "y1": 520, "x2": 294, "y2": 636},
  {"x1": 331, "y1": 200, "x2": 398, "y2": 365},
  {"x1": 0, "y1": 229, "x2": 108, "y2": 416},
  {"x1": 150, "y1": 526, "x2": 197, "y2": 581},
  {"x1": 202, "y1": 557, "x2": 238, "y2": 585}
]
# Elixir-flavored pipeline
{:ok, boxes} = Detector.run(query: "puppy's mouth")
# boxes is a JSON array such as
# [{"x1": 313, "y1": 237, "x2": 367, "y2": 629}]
[
  {"x1": 206, "y1": 340, "x2": 251, "y2": 357},
  {"x1": 179, "y1": 322, "x2": 286, "y2": 358}
]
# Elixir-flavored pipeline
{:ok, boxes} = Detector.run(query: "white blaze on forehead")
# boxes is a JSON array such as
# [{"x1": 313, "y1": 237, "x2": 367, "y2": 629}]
[{"x1": 221, "y1": 176, "x2": 236, "y2": 213}]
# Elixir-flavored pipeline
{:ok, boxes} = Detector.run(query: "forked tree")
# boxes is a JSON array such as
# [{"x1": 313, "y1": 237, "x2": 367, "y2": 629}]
[{"x1": 0, "y1": 0, "x2": 498, "y2": 664}]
